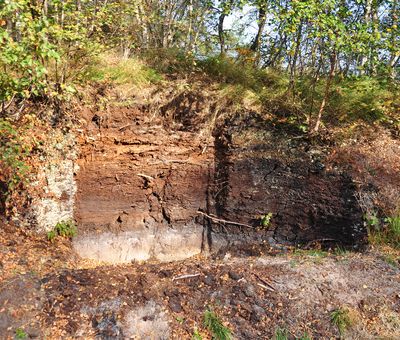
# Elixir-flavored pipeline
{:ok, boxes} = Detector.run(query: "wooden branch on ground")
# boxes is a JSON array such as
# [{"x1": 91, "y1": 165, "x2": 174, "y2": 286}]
[
  {"x1": 137, "y1": 173, "x2": 154, "y2": 181},
  {"x1": 161, "y1": 158, "x2": 204, "y2": 167},
  {"x1": 172, "y1": 273, "x2": 201, "y2": 281},
  {"x1": 197, "y1": 211, "x2": 253, "y2": 229},
  {"x1": 257, "y1": 283, "x2": 275, "y2": 292},
  {"x1": 118, "y1": 123, "x2": 132, "y2": 131},
  {"x1": 1, "y1": 93, "x2": 16, "y2": 112},
  {"x1": 253, "y1": 272, "x2": 276, "y2": 291}
]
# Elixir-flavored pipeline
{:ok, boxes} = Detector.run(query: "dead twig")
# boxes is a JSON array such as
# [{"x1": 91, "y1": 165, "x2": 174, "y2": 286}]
[
  {"x1": 213, "y1": 185, "x2": 228, "y2": 199},
  {"x1": 137, "y1": 173, "x2": 154, "y2": 181},
  {"x1": 197, "y1": 211, "x2": 253, "y2": 229},
  {"x1": 0, "y1": 275, "x2": 21, "y2": 293},
  {"x1": 172, "y1": 273, "x2": 201, "y2": 281},
  {"x1": 253, "y1": 273, "x2": 276, "y2": 291},
  {"x1": 118, "y1": 123, "x2": 132, "y2": 131},
  {"x1": 161, "y1": 158, "x2": 204, "y2": 167},
  {"x1": 257, "y1": 283, "x2": 275, "y2": 292},
  {"x1": 1, "y1": 93, "x2": 16, "y2": 112}
]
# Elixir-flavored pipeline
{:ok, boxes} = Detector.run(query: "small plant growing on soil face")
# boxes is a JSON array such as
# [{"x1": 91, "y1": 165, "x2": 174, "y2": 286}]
[
  {"x1": 334, "y1": 246, "x2": 349, "y2": 257},
  {"x1": 365, "y1": 212, "x2": 380, "y2": 229},
  {"x1": 15, "y1": 328, "x2": 27, "y2": 339},
  {"x1": 176, "y1": 316, "x2": 185, "y2": 324},
  {"x1": 331, "y1": 308, "x2": 351, "y2": 334},
  {"x1": 382, "y1": 254, "x2": 399, "y2": 267},
  {"x1": 298, "y1": 333, "x2": 312, "y2": 340},
  {"x1": 192, "y1": 327, "x2": 203, "y2": 340},
  {"x1": 385, "y1": 215, "x2": 400, "y2": 248},
  {"x1": 366, "y1": 212, "x2": 400, "y2": 249},
  {"x1": 274, "y1": 327, "x2": 288, "y2": 340},
  {"x1": 203, "y1": 309, "x2": 232, "y2": 340},
  {"x1": 0, "y1": 119, "x2": 35, "y2": 215},
  {"x1": 260, "y1": 212, "x2": 273, "y2": 228},
  {"x1": 47, "y1": 220, "x2": 77, "y2": 242},
  {"x1": 293, "y1": 248, "x2": 329, "y2": 258}
]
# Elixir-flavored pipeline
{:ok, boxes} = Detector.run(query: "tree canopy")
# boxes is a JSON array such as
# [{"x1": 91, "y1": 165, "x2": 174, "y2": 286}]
[{"x1": 1, "y1": 0, "x2": 399, "y2": 130}]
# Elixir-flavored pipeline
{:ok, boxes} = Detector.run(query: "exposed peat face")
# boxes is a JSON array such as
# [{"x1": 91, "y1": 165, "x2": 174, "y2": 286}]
[{"x1": 73, "y1": 105, "x2": 367, "y2": 264}]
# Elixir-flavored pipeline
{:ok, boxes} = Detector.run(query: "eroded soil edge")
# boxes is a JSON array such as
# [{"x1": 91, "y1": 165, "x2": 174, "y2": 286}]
[{"x1": 73, "y1": 96, "x2": 367, "y2": 264}]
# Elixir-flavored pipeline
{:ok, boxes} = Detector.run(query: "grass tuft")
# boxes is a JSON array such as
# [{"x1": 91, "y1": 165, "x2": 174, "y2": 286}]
[
  {"x1": 297, "y1": 333, "x2": 312, "y2": 340},
  {"x1": 15, "y1": 328, "x2": 27, "y2": 339},
  {"x1": 204, "y1": 309, "x2": 232, "y2": 340},
  {"x1": 274, "y1": 327, "x2": 289, "y2": 340},
  {"x1": 385, "y1": 215, "x2": 400, "y2": 248},
  {"x1": 367, "y1": 213, "x2": 400, "y2": 249},
  {"x1": 331, "y1": 308, "x2": 352, "y2": 334},
  {"x1": 293, "y1": 249, "x2": 329, "y2": 258},
  {"x1": 83, "y1": 53, "x2": 162, "y2": 86},
  {"x1": 192, "y1": 327, "x2": 203, "y2": 340}
]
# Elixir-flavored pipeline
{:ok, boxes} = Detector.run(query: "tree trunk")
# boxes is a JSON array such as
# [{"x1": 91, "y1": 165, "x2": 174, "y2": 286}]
[
  {"x1": 218, "y1": 12, "x2": 226, "y2": 55},
  {"x1": 370, "y1": 0, "x2": 379, "y2": 75},
  {"x1": 312, "y1": 52, "x2": 337, "y2": 134},
  {"x1": 308, "y1": 57, "x2": 322, "y2": 125},
  {"x1": 288, "y1": 22, "x2": 303, "y2": 96},
  {"x1": 360, "y1": 0, "x2": 372, "y2": 74},
  {"x1": 388, "y1": 1, "x2": 399, "y2": 79},
  {"x1": 185, "y1": 0, "x2": 193, "y2": 52},
  {"x1": 136, "y1": 1, "x2": 148, "y2": 49},
  {"x1": 250, "y1": 3, "x2": 267, "y2": 65}
]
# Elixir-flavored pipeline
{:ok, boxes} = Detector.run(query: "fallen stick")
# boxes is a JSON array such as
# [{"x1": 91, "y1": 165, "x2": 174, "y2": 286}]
[
  {"x1": 172, "y1": 273, "x2": 201, "y2": 281},
  {"x1": 118, "y1": 123, "x2": 132, "y2": 131},
  {"x1": 257, "y1": 283, "x2": 275, "y2": 292},
  {"x1": 161, "y1": 158, "x2": 204, "y2": 167},
  {"x1": 197, "y1": 211, "x2": 253, "y2": 229},
  {"x1": 137, "y1": 173, "x2": 154, "y2": 181},
  {"x1": 253, "y1": 273, "x2": 276, "y2": 291}
]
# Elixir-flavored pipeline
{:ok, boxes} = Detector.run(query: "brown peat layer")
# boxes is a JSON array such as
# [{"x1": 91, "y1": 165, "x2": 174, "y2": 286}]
[{"x1": 73, "y1": 96, "x2": 366, "y2": 264}]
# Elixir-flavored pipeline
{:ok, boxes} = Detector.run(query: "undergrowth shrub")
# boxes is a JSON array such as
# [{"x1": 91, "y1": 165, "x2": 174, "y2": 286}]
[
  {"x1": 198, "y1": 56, "x2": 399, "y2": 130},
  {"x1": 47, "y1": 220, "x2": 77, "y2": 242},
  {"x1": 192, "y1": 327, "x2": 203, "y2": 340},
  {"x1": 200, "y1": 56, "x2": 260, "y2": 88},
  {"x1": 140, "y1": 48, "x2": 197, "y2": 74},
  {"x1": 365, "y1": 212, "x2": 400, "y2": 249},
  {"x1": 0, "y1": 2, "x2": 59, "y2": 112},
  {"x1": 385, "y1": 215, "x2": 400, "y2": 248},
  {"x1": 14, "y1": 328, "x2": 27, "y2": 340},
  {"x1": 200, "y1": 56, "x2": 288, "y2": 92},
  {"x1": 332, "y1": 77, "x2": 394, "y2": 123},
  {"x1": 82, "y1": 53, "x2": 162, "y2": 86},
  {"x1": 0, "y1": 1, "x2": 102, "y2": 114},
  {"x1": 0, "y1": 118, "x2": 36, "y2": 215}
]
